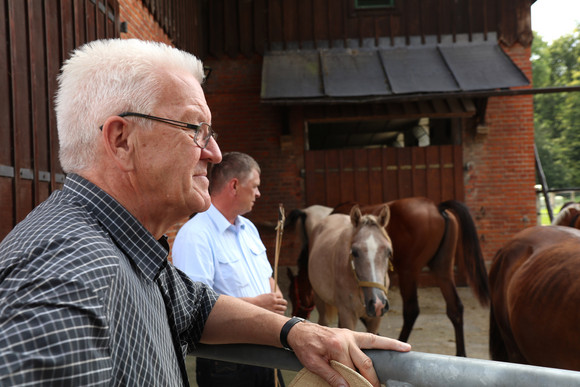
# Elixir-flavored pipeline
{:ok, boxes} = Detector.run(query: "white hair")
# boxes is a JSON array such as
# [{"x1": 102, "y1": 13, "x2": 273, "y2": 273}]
[{"x1": 55, "y1": 39, "x2": 205, "y2": 173}]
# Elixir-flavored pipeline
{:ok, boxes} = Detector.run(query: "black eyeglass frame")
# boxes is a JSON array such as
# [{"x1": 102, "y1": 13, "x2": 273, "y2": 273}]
[{"x1": 100, "y1": 112, "x2": 217, "y2": 149}]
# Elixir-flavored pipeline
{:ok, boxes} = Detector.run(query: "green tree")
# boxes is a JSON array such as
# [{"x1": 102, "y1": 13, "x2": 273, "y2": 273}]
[{"x1": 533, "y1": 24, "x2": 580, "y2": 188}]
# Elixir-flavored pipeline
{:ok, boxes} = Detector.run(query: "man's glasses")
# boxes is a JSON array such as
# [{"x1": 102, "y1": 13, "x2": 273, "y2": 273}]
[{"x1": 102, "y1": 112, "x2": 217, "y2": 149}]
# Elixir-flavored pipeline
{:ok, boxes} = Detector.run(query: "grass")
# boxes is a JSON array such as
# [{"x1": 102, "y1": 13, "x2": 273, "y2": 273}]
[{"x1": 539, "y1": 210, "x2": 551, "y2": 225}]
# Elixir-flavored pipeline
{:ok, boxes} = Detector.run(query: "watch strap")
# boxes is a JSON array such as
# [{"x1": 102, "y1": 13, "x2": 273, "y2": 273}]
[{"x1": 280, "y1": 316, "x2": 305, "y2": 351}]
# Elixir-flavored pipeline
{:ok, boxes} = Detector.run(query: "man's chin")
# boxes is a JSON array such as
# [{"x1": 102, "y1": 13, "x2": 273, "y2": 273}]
[
  {"x1": 197, "y1": 197, "x2": 211, "y2": 212},
  {"x1": 188, "y1": 193, "x2": 211, "y2": 215}
]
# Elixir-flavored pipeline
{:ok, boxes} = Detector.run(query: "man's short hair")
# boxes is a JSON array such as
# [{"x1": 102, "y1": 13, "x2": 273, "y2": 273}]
[{"x1": 209, "y1": 152, "x2": 260, "y2": 194}]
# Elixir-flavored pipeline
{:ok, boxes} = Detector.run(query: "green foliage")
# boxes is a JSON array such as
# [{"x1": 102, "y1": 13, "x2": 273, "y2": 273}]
[{"x1": 533, "y1": 24, "x2": 580, "y2": 188}]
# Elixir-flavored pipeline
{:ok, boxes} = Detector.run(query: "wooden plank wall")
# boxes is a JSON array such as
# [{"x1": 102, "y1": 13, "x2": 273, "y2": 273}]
[
  {"x1": 304, "y1": 145, "x2": 464, "y2": 208},
  {"x1": 202, "y1": 0, "x2": 533, "y2": 59},
  {"x1": 0, "y1": 0, "x2": 119, "y2": 240},
  {"x1": 142, "y1": 0, "x2": 204, "y2": 55}
]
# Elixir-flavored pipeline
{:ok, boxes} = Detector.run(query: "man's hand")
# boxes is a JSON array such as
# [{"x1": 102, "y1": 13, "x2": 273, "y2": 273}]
[
  {"x1": 200, "y1": 296, "x2": 409, "y2": 386},
  {"x1": 244, "y1": 292, "x2": 287, "y2": 315},
  {"x1": 288, "y1": 322, "x2": 411, "y2": 387}
]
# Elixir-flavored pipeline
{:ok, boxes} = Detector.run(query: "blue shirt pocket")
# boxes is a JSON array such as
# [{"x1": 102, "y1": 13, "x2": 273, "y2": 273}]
[
  {"x1": 216, "y1": 253, "x2": 251, "y2": 291},
  {"x1": 247, "y1": 240, "x2": 272, "y2": 276}
]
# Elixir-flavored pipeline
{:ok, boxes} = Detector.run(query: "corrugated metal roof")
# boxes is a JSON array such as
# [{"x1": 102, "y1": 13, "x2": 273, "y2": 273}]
[
  {"x1": 380, "y1": 47, "x2": 459, "y2": 94},
  {"x1": 321, "y1": 49, "x2": 391, "y2": 97},
  {"x1": 261, "y1": 51, "x2": 323, "y2": 98},
  {"x1": 439, "y1": 43, "x2": 525, "y2": 90},
  {"x1": 261, "y1": 34, "x2": 529, "y2": 103}
]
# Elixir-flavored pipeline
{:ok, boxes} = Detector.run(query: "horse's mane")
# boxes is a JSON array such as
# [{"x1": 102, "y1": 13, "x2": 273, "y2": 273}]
[
  {"x1": 357, "y1": 214, "x2": 382, "y2": 228},
  {"x1": 552, "y1": 202, "x2": 580, "y2": 225},
  {"x1": 354, "y1": 213, "x2": 392, "y2": 244}
]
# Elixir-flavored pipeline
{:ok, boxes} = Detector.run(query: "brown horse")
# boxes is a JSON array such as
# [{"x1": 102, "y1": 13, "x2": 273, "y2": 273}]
[
  {"x1": 287, "y1": 197, "x2": 489, "y2": 357},
  {"x1": 489, "y1": 225, "x2": 580, "y2": 371},
  {"x1": 552, "y1": 202, "x2": 580, "y2": 228},
  {"x1": 308, "y1": 205, "x2": 393, "y2": 333}
]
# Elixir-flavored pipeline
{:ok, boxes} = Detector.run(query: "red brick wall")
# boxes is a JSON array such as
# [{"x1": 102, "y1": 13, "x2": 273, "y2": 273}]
[
  {"x1": 116, "y1": 1, "x2": 537, "y2": 269},
  {"x1": 463, "y1": 44, "x2": 536, "y2": 265},
  {"x1": 119, "y1": 0, "x2": 172, "y2": 44}
]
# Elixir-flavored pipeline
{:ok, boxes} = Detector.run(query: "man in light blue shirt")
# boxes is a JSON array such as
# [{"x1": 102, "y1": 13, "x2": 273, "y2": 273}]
[{"x1": 173, "y1": 152, "x2": 287, "y2": 386}]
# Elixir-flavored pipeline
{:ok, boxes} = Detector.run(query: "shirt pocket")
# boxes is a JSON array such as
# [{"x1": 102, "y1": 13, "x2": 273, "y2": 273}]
[
  {"x1": 247, "y1": 241, "x2": 272, "y2": 279},
  {"x1": 216, "y1": 254, "x2": 251, "y2": 289}
]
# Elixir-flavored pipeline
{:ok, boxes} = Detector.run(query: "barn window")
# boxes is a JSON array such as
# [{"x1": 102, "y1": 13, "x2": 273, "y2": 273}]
[
  {"x1": 354, "y1": 0, "x2": 394, "y2": 9},
  {"x1": 306, "y1": 117, "x2": 458, "y2": 151}
]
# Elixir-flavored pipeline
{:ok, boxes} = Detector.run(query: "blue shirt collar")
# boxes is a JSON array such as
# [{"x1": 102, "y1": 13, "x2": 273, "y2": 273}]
[{"x1": 207, "y1": 203, "x2": 245, "y2": 234}]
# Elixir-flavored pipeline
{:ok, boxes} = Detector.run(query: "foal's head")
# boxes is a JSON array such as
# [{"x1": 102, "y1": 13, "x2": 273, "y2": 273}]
[{"x1": 349, "y1": 205, "x2": 393, "y2": 317}]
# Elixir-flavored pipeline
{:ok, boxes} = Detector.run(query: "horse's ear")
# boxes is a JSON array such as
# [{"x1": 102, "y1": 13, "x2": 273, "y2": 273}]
[
  {"x1": 378, "y1": 205, "x2": 390, "y2": 228},
  {"x1": 350, "y1": 204, "x2": 362, "y2": 226}
]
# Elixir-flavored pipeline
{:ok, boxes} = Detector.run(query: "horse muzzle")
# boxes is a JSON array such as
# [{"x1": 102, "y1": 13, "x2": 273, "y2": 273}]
[{"x1": 364, "y1": 288, "x2": 389, "y2": 317}]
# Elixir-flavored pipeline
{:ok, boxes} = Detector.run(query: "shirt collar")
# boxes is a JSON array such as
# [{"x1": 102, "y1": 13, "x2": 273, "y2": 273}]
[
  {"x1": 64, "y1": 173, "x2": 169, "y2": 281},
  {"x1": 207, "y1": 203, "x2": 244, "y2": 234}
]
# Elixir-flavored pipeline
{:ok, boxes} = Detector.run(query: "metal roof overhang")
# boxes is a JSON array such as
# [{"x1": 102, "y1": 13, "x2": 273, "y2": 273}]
[{"x1": 260, "y1": 34, "x2": 530, "y2": 106}]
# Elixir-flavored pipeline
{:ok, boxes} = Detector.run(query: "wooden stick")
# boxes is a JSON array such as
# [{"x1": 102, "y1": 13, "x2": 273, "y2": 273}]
[
  {"x1": 273, "y1": 203, "x2": 285, "y2": 291},
  {"x1": 273, "y1": 203, "x2": 285, "y2": 387}
]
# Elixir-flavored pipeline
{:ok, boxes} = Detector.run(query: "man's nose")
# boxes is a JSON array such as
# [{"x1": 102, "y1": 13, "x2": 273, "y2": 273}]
[{"x1": 202, "y1": 137, "x2": 222, "y2": 164}]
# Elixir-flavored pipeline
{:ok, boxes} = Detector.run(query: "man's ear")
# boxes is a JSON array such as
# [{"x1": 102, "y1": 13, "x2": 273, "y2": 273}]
[
  {"x1": 101, "y1": 116, "x2": 135, "y2": 172},
  {"x1": 228, "y1": 178, "x2": 239, "y2": 195}
]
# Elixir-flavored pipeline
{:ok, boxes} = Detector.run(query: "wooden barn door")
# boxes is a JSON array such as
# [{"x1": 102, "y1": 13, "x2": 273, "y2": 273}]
[
  {"x1": 0, "y1": 0, "x2": 119, "y2": 240},
  {"x1": 304, "y1": 145, "x2": 464, "y2": 207}
]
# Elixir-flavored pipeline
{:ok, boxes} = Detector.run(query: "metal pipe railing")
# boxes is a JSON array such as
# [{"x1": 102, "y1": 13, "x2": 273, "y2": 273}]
[{"x1": 192, "y1": 344, "x2": 580, "y2": 386}]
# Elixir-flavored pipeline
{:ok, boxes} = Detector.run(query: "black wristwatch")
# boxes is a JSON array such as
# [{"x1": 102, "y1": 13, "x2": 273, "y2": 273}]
[{"x1": 280, "y1": 316, "x2": 306, "y2": 351}]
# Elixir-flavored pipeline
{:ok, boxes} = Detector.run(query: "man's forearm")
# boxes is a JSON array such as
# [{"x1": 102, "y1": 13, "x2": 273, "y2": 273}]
[{"x1": 200, "y1": 295, "x2": 286, "y2": 347}]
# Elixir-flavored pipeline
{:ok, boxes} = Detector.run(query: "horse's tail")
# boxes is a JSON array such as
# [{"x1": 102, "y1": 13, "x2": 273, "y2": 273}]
[
  {"x1": 284, "y1": 209, "x2": 309, "y2": 269},
  {"x1": 285, "y1": 208, "x2": 315, "y2": 319},
  {"x1": 439, "y1": 200, "x2": 490, "y2": 306},
  {"x1": 488, "y1": 248, "x2": 508, "y2": 361},
  {"x1": 285, "y1": 208, "x2": 307, "y2": 235},
  {"x1": 489, "y1": 303, "x2": 508, "y2": 361}
]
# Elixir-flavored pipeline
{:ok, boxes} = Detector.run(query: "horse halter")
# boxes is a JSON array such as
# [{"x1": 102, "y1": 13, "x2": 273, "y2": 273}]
[
  {"x1": 349, "y1": 254, "x2": 391, "y2": 295},
  {"x1": 348, "y1": 224, "x2": 393, "y2": 296},
  {"x1": 291, "y1": 275, "x2": 314, "y2": 317}
]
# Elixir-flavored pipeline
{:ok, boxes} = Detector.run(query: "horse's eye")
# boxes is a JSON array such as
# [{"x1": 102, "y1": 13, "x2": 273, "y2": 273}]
[{"x1": 351, "y1": 249, "x2": 359, "y2": 258}]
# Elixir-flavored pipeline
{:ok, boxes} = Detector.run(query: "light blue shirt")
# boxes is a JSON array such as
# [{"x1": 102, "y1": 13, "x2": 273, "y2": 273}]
[{"x1": 172, "y1": 204, "x2": 273, "y2": 298}]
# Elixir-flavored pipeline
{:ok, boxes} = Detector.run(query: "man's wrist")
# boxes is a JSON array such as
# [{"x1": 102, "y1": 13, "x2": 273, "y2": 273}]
[{"x1": 280, "y1": 316, "x2": 306, "y2": 351}]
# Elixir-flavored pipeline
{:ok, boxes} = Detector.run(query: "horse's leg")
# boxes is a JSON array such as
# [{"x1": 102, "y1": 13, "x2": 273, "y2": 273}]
[
  {"x1": 429, "y1": 210, "x2": 467, "y2": 357},
  {"x1": 287, "y1": 268, "x2": 297, "y2": 315},
  {"x1": 360, "y1": 316, "x2": 382, "y2": 334},
  {"x1": 297, "y1": 264, "x2": 315, "y2": 320},
  {"x1": 313, "y1": 292, "x2": 329, "y2": 326},
  {"x1": 397, "y1": 272, "x2": 420, "y2": 343},
  {"x1": 337, "y1": 308, "x2": 359, "y2": 331},
  {"x1": 436, "y1": 278, "x2": 465, "y2": 357}
]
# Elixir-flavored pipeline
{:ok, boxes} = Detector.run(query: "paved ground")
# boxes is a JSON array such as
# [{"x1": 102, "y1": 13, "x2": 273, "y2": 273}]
[{"x1": 185, "y1": 284, "x2": 490, "y2": 385}]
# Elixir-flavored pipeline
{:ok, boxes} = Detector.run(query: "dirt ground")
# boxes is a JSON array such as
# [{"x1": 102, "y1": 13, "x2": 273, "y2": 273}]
[{"x1": 185, "y1": 284, "x2": 490, "y2": 385}]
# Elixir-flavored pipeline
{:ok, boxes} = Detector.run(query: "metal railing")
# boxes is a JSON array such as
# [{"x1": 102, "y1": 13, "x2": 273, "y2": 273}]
[{"x1": 192, "y1": 344, "x2": 580, "y2": 386}]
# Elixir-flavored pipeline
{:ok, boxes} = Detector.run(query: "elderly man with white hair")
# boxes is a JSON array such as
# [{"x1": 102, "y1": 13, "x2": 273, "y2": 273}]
[{"x1": 0, "y1": 39, "x2": 410, "y2": 386}]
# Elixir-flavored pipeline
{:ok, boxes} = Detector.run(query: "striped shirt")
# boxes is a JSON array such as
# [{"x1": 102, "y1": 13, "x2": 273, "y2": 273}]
[{"x1": 0, "y1": 173, "x2": 218, "y2": 386}]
